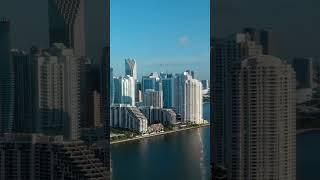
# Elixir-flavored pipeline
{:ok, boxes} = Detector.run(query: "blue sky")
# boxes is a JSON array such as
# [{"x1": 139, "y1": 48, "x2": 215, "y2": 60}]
[{"x1": 110, "y1": 0, "x2": 210, "y2": 80}]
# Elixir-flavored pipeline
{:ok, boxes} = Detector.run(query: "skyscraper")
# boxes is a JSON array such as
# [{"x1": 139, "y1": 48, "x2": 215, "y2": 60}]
[
  {"x1": 33, "y1": 43, "x2": 80, "y2": 141},
  {"x1": 12, "y1": 50, "x2": 36, "y2": 133},
  {"x1": 230, "y1": 55, "x2": 296, "y2": 179},
  {"x1": 162, "y1": 77, "x2": 175, "y2": 108},
  {"x1": 110, "y1": 67, "x2": 114, "y2": 104},
  {"x1": 243, "y1": 27, "x2": 276, "y2": 55},
  {"x1": 48, "y1": 0, "x2": 85, "y2": 57},
  {"x1": 141, "y1": 72, "x2": 162, "y2": 94},
  {"x1": 0, "y1": 19, "x2": 14, "y2": 133},
  {"x1": 174, "y1": 72, "x2": 192, "y2": 119},
  {"x1": 292, "y1": 57, "x2": 313, "y2": 89},
  {"x1": 185, "y1": 79, "x2": 203, "y2": 124},
  {"x1": 125, "y1": 58, "x2": 137, "y2": 80},
  {"x1": 113, "y1": 76, "x2": 135, "y2": 106},
  {"x1": 201, "y1": 80, "x2": 209, "y2": 90},
  {"x1": 211, "y1": 33, "x2": 263, "y2": 172},
  {"x1": 143, "y1": 89, "x2": 163, "y2": 108}
]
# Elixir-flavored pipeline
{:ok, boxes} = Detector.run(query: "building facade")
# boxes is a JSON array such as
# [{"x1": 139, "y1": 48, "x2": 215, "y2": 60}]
[
  {"x1": 110, "y1": 105, "x2": 148, "y2": 133},
  {"x1": 0, "y1": 20, "x2": 14, "y2": 133},
  {"x1": 162, "y1": 77, "x2": 175, "y2": 108},
  {"x1": 125, "y1": 58, "x2": 137, "y2": 80},
  {"x1": 12, "y1": 50, "x2": 36, "y2": 133},
  {"x1": 0, "y1": 134, "x2": 108, "y2": 180},
  {"x1": 140, "y1": 106, "x2": 176, "y2": 125},
  {"x1": 211, "y1": 33, "x2": 263, "y2": 173},
  {"x1": 48, "y1": 0, "x2": 85, "y2": 57},
  {"x1": 113, "y1": 75, "x2": 135, "y2": 106},
  {"x1": 292, "y1": 57, "x2": 313, "y2": 89},
  {"x1": 229, "y1": 55, "x2": 296, "y2": 180},
  {"x1": 33, "y1": 43, "x2": 80, "y2": 140},
  {"x1": 185, "y1": 79, "x2": 203, "y2": 124},
  {"x1": 143, "y1": 89, "x2": 163, "y2": 108}
]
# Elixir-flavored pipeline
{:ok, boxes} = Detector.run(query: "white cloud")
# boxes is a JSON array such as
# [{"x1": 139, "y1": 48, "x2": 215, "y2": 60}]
[{"x1": 178, "y1": 36, "x2": 190, "y2": 46}]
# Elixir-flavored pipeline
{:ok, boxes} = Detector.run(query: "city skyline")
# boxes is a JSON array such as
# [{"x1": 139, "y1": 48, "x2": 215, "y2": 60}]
[{"x1": 110, "y1": 0, "x2": 210, "y2": 80}]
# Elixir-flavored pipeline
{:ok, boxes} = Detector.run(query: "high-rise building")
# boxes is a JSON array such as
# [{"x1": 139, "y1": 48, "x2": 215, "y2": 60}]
[
  {"x1": 110, "y1": 67, "x2": 114, "y2": 104},
  {"x1": 125, "y1": 58, "x2": 137, "y2": 80},
  {"x1": 12, "y1": 50, "x2": 36, "y2": 133},
  {"x1": 143, "y1": 89, "x2": 163, "y2": 108},
  {"x1": 292, "y1": 57, "x2": 313, "y2": 89},
  {"x1": 141, "y1": 72, "x2": 162, "y2": 94},
  {"x1": 113, "y1": 76, "x2": 135, "y2": 106},
  {"x1": 33, "y1": 43, "x2": 80, "y2": 140},
  {"x1": 211, "y1": 33, "x2": 263, "y2": 172},
  {"x1": 0, "y1": 134, "x2": 108, "y2": 179},
  {"x1": 174, "y1": 72, "x2": 192, "y2": 118},
  {"x1": 227, "y1": 55, "x2": 296, "y2": 179},
  {"x1": 186, "y1": 69, "x2": 196, "y2": 79},
  {"x1": 135, "y1": 82, "x2": 142, "y2": 103},
  {"x1": 48, "y1": 0, "x2": 85, "y2": 57},
  {"x1": 185, "y1": 79, "x2": 203, "y2": 124},
  {"x1": 243, "y1": 27, "x2": 276, "y2": 55},
  {"x1": 201, "y1": 80, "x2": 209, "y2": 90},
  {"x1": 0, "y1": 19, "x2": 14, "y2": 133},
  {"x1": 91, "y1": 90, "x2": 103, "y2": 128},
  {"x1": 162, "y1": 77, "x2": 175, "y2": 108}
]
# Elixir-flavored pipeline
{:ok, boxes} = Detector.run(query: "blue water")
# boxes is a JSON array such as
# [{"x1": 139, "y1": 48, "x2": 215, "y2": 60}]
[
  {"x1": 111, "y1": 102, "x2": 316, "y2": 180},
  {"x1": 111, "y1": 103, "x2": 211, "y2": 180},
  {"x1": 297, "y1": 131, "x2": 320, "y2": 180}
]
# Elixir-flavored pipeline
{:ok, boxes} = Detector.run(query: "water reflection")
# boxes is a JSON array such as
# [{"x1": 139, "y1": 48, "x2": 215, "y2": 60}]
[
  {"x1": 111, "y1": 127, "x2": 211, "y2": 180},
  {"x1": 111, "y1": 103, "x2": 211, "y2": 180}
]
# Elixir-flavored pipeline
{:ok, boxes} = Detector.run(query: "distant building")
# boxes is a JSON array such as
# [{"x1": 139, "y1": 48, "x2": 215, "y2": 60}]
[
  {"x1": 174, "y1": 72, "x2": 192, "y2": 119},
  {"x1": 243, "y1": 27, "x2": 276, "y2": 55},
  {"x1": 141, "y1": 72, "x2": 162, "y2": 94},
  {"x1": 296, "y1": 88, "x2": 313, "y2": 104},
  {"x1": 186, "y1": 69, "x2": 195, "y2": 79},
  {"x1": 91, "y1": 90, "x2": 103, "y2": 128},
  {"x1": 135, "y1": 81, "x2": 142, "y2": 103},
  {"x1": 143, "y1": 89, "x2": 163, "y2": 108},
  {"x1": 48, "y1": 0, "x2": 85, "y2": 56},
  {"x1": 110, "y1": 105, "x2": 148, "y2": 133},
  {"x1": 113, "y1": 75, "x2": 135, "y2": 106},
  {"x1": 293, "y1": 57, "x2": 313, "y2": 89},
  {"x1": 185, "y1": 79, "x2": 203, "y2": 124},
  {"x1": 139, "y1": 106, "x2": 177, "y2": 125},
  {"x1": 0, "y1": 19, "x2": 14, "y2": 133},
  {"x1": 162, "y1": 77, "x2": 175, "y2": 108},
  {"x1": 125, "y1": 58, "x2": 137, "y2": 80},
  {"x1": 0, "y1": 134, "x2": 108, "y2": 179},
  {"x1": 110, "y1": 67, "x2": 114, "y2": 104},
  {"x1": 201, "y1": 80, "x2": 209, "y2": 90},
  {"x1": 12, "y1": 50, "x2": 36, "y2": 133}
]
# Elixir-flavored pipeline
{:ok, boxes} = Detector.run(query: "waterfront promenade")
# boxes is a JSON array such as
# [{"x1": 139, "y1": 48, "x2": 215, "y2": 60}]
[{"x1": 111, "y1": 123, "x2": 210, "y2": 144}]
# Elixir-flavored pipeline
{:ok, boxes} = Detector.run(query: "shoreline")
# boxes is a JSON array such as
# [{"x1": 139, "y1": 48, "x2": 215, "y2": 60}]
[
  {"x1": 111, "y1": 124, "x2": 210, "y2": 145},
  {"x1": 296, "y1": 128, "x2": 320, "y2": 135}
]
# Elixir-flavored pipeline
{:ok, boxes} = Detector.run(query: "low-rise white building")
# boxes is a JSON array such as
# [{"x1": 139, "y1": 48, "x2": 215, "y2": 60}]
[{"x1": 110, "y1": 104, "x2": 148, "y2": 133}]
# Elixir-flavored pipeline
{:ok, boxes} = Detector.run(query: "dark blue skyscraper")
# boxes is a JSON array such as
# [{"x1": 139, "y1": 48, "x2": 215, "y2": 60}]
[
  {"x1": 162, "y1": 77, "x2": 175, "y2": 108},
  {"x1": 12, "y1": 50, "x2": 36, "y2": 133},
  {"x1": 0, "y1": 19, "x2": 14, "y2": 133}
]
